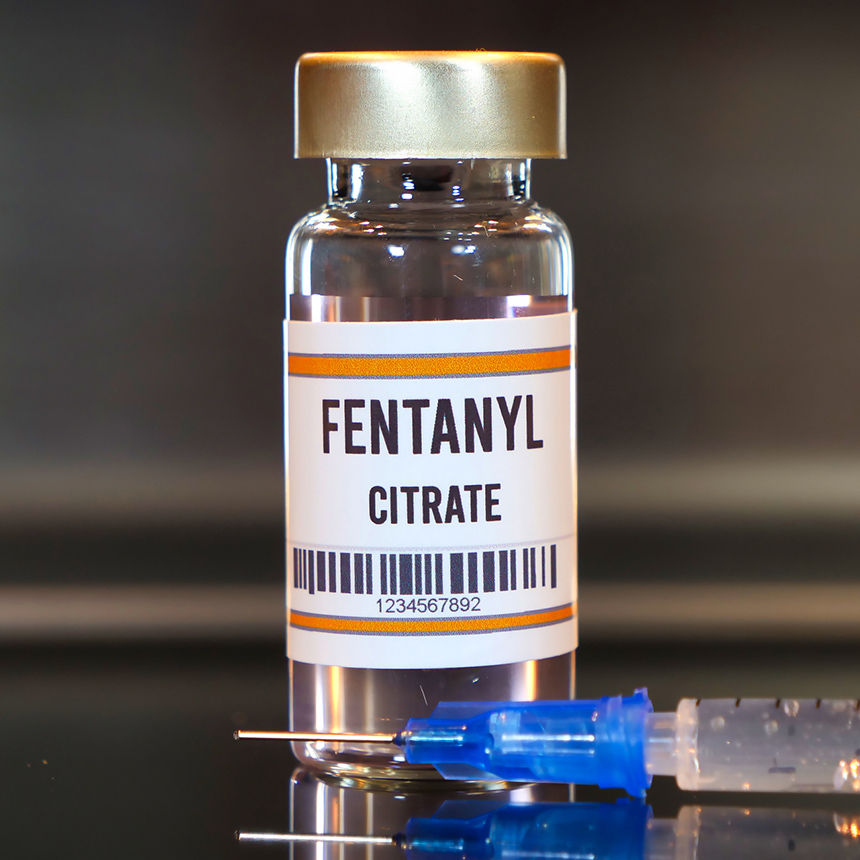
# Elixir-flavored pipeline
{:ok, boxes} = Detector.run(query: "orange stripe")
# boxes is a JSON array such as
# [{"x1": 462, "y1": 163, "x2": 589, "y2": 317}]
[
  {"x1": 290, "y1": 604, "x2": 575, "y2": 635},
  {"x1": 289, "y1": 347, "x2": 570, "y2": 379}
]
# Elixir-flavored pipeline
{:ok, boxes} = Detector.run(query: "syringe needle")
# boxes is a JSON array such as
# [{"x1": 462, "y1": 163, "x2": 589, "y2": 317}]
[{"x1": 234, "y1": 730, "x2": 397, "y2": 743}]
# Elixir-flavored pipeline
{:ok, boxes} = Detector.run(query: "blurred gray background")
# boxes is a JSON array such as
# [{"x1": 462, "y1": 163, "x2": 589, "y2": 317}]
[{"x1": 2, "y1": 0, "x2": 860, "y2": 641}]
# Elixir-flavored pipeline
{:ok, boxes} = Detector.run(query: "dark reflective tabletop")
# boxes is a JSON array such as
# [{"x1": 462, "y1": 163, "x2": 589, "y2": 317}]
[{"x1": 6, "y1": 642, "x2": 860, "y2": 858}]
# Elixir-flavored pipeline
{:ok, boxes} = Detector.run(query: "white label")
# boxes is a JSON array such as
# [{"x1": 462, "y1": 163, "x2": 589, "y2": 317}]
[{"x1": 286, "y1": 313, "x2": 576, "y2": 669}]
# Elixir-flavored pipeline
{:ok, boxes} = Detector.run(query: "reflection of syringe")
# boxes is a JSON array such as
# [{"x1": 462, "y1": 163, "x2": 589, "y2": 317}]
[
  {"x1": 236, "y1": 690, "x2": 860, "y2": 796},
  {"x1": 238, "y1": 801, "x2": 860, "y2": 859}
]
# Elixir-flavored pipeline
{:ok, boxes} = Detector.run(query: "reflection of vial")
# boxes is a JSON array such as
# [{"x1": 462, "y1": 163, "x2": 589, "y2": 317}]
[
  {"x1": 286, "y1": 51, "x2": 576, "y2": 780},
  {"x1": 288, "y1": 767, "x2": 571, "y2": 860}
]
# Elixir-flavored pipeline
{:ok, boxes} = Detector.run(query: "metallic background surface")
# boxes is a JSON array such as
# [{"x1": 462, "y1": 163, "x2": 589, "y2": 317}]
[{"x1": 2, "y1": 0, "x2": 860, "y2": 633}]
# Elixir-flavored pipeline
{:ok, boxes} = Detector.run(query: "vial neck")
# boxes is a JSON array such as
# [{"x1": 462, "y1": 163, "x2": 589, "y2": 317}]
[{"x1": 327, "y1": 159, "x2": 531, "y2": 207}]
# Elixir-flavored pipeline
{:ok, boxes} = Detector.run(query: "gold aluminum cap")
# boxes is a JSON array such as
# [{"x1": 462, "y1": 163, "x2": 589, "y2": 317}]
[{"x1": 294, "y1": 51, "x2": 566, "y2": 160}]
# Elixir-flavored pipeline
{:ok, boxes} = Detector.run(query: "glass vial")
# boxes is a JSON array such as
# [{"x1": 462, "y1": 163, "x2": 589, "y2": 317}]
[{"x1": 286, "y1": 52, "x2": 576, "y2": 781}]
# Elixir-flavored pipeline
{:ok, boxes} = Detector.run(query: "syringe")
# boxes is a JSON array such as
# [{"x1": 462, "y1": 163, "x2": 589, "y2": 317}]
[
  {"x1": 238, "y1": 801, "x2": 860, "y2": 860},
  {"x1": 236, "y1": 690, "x2": 860, "y2": 796}
]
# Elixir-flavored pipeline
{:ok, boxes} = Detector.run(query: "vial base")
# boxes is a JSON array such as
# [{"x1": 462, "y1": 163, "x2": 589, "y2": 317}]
[{"x1": 290, "y1": 653, "x2": 574, "y2": 780}]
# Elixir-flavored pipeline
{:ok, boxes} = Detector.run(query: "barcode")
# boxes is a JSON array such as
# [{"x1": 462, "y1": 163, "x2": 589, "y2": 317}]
[{"x1": 292, "y1": 544, "x2": 558, "y2": 596}]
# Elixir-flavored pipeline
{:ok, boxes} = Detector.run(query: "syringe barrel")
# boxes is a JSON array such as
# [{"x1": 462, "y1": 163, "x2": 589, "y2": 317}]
[{"x1": 673, "y1": 698, "x2": 860, "y2": 792}]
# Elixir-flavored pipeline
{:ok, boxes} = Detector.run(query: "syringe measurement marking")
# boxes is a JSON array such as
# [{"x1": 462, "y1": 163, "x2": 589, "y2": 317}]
[{"x1": 730, "y1": 697, "x2": 860, "y2": 716}]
